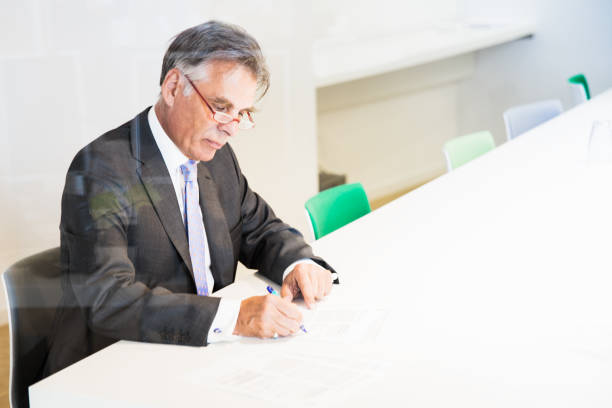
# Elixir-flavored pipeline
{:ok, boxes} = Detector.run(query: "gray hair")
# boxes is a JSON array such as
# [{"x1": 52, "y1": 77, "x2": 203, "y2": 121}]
[{"x1": 160, "y1": 21, "x2": 270, "y2": 99}]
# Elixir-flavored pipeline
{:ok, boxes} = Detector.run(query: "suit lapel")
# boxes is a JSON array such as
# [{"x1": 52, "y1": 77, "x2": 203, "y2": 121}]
[
  {"x1": 130, "y1": 109, "x2": 194, "y2": 276},
  {"x1": 197, "y1": 163, "x2": 234, "y2": 289}
]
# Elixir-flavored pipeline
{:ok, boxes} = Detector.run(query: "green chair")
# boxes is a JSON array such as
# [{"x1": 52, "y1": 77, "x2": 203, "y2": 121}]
[
  {"x1": 568, "y1": 73, "x2": 590, "y2": 106},
  {"x1": 443, "y1": 131, "x2": 495, "y2": 172},
  {"x1": 305, "y1": 183, "x2": 371, "y2": 240}
]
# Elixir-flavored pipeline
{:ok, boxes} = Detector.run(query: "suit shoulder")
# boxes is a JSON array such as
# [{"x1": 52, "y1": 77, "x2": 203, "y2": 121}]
[{"x1": 68, "y1": 118, "x2": 133, "y2": 173}]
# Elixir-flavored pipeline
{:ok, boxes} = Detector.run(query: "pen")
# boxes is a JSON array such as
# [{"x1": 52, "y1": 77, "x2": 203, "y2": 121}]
[{"x1": 266, "y1": 285, "x2": 308, "y2": 334}]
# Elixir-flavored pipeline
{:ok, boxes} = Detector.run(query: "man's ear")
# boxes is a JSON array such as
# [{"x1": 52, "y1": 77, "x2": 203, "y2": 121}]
[{"x1": 160, "y1": 68, "x2": 181, "y2": 107}]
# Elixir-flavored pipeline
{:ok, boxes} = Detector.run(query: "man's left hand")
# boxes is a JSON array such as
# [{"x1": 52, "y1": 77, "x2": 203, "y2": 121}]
[{"x1": 280, "y1": 263, "x2": 333, "y2": 309}]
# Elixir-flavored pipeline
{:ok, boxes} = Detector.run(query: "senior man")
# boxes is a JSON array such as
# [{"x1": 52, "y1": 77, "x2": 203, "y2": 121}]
[{"x1": 44, "y1": 20, "x2": 336, "y2": 377}]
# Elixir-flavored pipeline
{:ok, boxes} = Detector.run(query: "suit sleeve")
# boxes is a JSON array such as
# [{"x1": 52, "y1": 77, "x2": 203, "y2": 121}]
[
  {"x1": 225, "y1": 147, "x2": 335, "y2": 284},
  {"x1": 61, "y1": 148, "x2": 220, "y2": 347}
]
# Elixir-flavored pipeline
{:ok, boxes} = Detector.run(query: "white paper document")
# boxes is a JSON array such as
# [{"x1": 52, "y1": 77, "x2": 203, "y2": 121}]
[
  {"x1": 183, "y1": 346, "x2": 388, "y2": 407},
  {"x1": 302, "y1": 306, "x2": 389, "y2": 344}
]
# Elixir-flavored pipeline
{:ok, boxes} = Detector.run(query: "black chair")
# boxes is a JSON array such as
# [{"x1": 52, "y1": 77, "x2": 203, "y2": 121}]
[{"x1": 3, "y1": 247, "x2": 62, "y2": 408}]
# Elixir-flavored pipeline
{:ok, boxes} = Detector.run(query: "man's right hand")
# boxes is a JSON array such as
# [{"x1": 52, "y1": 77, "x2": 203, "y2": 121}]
[{"x1": 233, "y1": 295, "x2": 303, "y2": 338}]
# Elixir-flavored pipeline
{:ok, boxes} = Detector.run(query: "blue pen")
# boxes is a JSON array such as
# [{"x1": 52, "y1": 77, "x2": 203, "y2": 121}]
[{"x1": 266, "y1": 285, "x2": 308, "y2": 334}]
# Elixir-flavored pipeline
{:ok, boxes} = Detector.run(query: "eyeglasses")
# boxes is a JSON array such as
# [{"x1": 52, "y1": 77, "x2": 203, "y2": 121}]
[{"x1": 182, "y1": 73, "x2": 255, "y2": 130}]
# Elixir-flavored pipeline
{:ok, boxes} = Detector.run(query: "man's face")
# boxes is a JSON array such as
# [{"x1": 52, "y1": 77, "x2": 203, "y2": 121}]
[{"x1": 161, "y1": 61, "x2": 258, "y2": 162}]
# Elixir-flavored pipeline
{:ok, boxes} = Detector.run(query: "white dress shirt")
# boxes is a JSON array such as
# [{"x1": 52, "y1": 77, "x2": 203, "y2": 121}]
[
  {"x1": 147, "y1": 107, "x2": 315, "y2": 343},
  {"x1": 148, "y1": 107, "x2": 240, "y2": 342}
]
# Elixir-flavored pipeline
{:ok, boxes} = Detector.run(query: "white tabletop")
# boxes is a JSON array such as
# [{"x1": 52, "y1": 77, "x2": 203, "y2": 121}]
[
  {"x1": 314, "y1": 22, "x2": 535, "y2": 87},
  {"x1": 30, "y1": 91, "x2": 612, "y2": 407}
]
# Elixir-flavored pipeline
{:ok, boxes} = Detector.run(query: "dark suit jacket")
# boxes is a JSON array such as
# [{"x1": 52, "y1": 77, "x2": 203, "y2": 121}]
[{"x1": 44, "y1": 107, "x2": 332, "y2": 377}]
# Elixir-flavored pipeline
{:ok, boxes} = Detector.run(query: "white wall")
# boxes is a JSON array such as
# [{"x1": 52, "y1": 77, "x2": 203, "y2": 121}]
[
  {"x1": 0, "y1": 0, "x2": 317, "y2": 323},
  {"x1": 457, "y1": 0, "x2": 612, "y2": 143},
  {"x1": 317, "y1": 55, "x2": 472, "y2": 198},
  {"x1": 312, "y1": 0, "x2": 459, "y2": 41},
  {"x1": 316, "y1": 0, "x2": 612, "y2": 201},
  {"x1": 315, "y1": 0, "x2": 464, "y2": 198}
]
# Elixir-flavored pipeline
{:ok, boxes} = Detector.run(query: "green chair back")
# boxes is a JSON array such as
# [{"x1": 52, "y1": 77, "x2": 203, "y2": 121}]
[
  {"x1": 443, "y1": 131, "x2": 495, "y2": 171},
  {"x1": 568, "y1": 73, "x2": 591, "y2": 100},
  {"x1": 305, "y1": 183, "x2": 371, "y2": 240}
]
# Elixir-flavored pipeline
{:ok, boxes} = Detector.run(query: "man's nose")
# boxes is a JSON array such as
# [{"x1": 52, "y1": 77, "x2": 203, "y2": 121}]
[{"x1": 219, "y1": 120, "x2": 239, "y2": 137}]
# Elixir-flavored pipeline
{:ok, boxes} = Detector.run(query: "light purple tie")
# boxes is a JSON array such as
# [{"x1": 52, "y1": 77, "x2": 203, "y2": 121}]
[{"x1": 180, "y1": 160, "x2": 209, "y2": 296}]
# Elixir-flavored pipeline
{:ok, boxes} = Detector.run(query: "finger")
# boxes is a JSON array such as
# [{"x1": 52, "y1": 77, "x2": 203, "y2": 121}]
[
  {"x1": 260, "y1": 325, "x2": 278, "y2": 339},
  {"x1": 323, "y1": 271, "x2": 333, "y2": 296},
  {"x1": 271, "y1": 295, "x2": 303, "y2": 321},
  {"x1": 280, "y1": 278, "x2": 294, "y2": 301},
  {"x1": 296, "y1": 271, "x2": 315, "y2": 308},
  {"x1": 313, "y1": 269, "x2": 329, "y2": 301},
  {"x1": 270, "y1": 310, "x2": 300, "y2": 336},
  {"x1": 259, "y1": 300, "x2": 291, "y2": 338},
  {"x1": 312, "y1": 272, "x2": 322, "y2": 300},
  {"x1": 262, "y1": 297, "x2": 300, "y2": 337},
  {"x1": 319, "y1": 270, "x2": 330, "y2": 298},
  {"x1": 316, "y1": 270, "x2": 330, "y2": 297}
]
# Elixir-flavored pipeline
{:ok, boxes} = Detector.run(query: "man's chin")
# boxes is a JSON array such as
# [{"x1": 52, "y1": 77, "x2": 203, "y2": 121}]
[
  {"x1": 197, "y1": 151, "x2": 216, "y2": 162},
  {"x1": 192, "y1": 140, "x2": 224, "y2": 162},
  {"x1": 186, "y1": 146, "x2": 216, "y2": 162}
]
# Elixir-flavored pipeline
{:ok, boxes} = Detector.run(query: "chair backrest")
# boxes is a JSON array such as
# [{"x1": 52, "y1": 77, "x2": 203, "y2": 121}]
[
  {"x1": 305, "y1": 183, "x2": 371, "y2": 240},
  {"x1": 503, "y1": 99, "x2": 563, "y2": 141},
  {"x1": 443, "y1": 131, "x2": 495, "y2": 172},
  {"x1": 2, "y1": 247, "x2": 62, "y2": 408},
  {"x1": 568, "y1": 73, "x2": 590, "y2": 106}
]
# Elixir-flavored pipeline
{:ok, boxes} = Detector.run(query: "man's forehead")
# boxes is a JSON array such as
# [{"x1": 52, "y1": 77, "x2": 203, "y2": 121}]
[
  {"x1": 197, "y1": 62, "x2": 257, "y2": 109},
  {"x1": 197, "y1": 60, "x2": 256, "y2": 84}
]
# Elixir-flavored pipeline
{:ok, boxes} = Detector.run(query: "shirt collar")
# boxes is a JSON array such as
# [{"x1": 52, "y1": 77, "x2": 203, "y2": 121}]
[{"x1": 148, "y1": 106, "x2": 190, "y2": 172}]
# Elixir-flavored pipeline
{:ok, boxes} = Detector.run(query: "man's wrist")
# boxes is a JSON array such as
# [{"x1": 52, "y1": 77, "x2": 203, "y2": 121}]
[{"x1": 206, "y1": 298, "x2": 241, "y2": 344}]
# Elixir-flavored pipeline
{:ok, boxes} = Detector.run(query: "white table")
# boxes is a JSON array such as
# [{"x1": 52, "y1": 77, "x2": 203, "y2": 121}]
[
  {"x1": 314, "y1": 22, "x2": 534, "y2": 87},
  {"x1": 30, "y1": 91, "x2": 612, "y2": 407}
]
